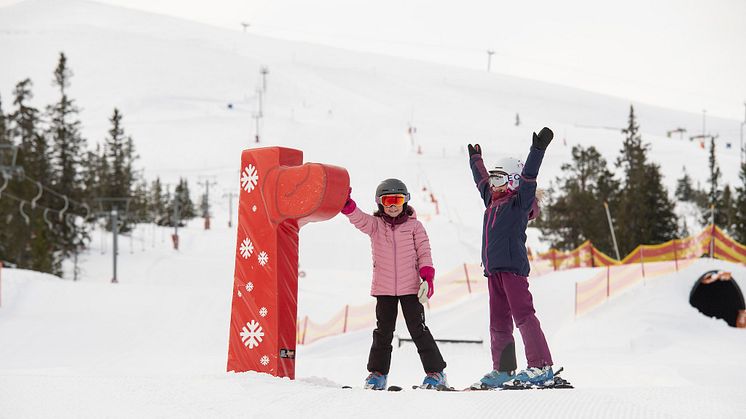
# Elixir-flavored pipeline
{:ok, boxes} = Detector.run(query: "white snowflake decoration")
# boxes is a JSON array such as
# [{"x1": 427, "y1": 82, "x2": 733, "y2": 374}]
[
  {"x1": 239, "y1": 238, "x2": 254, "y2": 259},
  {"x1": 260, "y1": 355, "x2": 270, "y2": 366},
  {"x1": 245, "y1": 282, "x2": 254, "y2": 292},
  {"x1": 252, "y1": 205, "x2": 257, "y2": 213},
  {"x1": 241, "y1": 164, "x2": 259, "y2": 193},
  {"x1": 258, "y1": 251, "x2": 269, "y2": 266},
  {"x1": 259, "y1": 307, "x2": 268, "y2": 317},
  {"x1": 240, "y1": 320, "x2": 264, "y2": 349},
  {"x1": 237, "y1": 290, "x2": 242, "y2": 298}
]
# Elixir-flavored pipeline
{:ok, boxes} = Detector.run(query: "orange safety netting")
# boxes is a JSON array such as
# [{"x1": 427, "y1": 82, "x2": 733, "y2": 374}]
[
  {"x1": 297, "y1": 263, "x2": 488, "y2": 345},
  {"x1": 572, "y1": 225, "x2": 745, "y2": 316},
  {"x1": 298, "y1": 225, "x2": 746, "y2": 343}
]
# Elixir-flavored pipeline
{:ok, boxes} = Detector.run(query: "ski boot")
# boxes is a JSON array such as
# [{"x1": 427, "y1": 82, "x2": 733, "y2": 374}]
[
  {"x1": 469, "y1": 369, "x2": 515, "y2": 390},
  {"x1": 503, "y1": 365, "x2": 554, "y2": 389},
  {"x1": 364, "y1": 371, "x2": 388, "y2": 390},
  {"x1": 419, "y1": 371, "x2": 448, "y2": 389}
]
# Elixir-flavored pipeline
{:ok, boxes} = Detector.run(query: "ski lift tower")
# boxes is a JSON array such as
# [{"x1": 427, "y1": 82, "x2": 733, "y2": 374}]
[{"x1": 94, "y1": 197, "x2": 132, "y2": 283}]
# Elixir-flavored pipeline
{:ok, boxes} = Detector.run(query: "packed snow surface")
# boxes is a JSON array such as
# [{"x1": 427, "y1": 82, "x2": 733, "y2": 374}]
[{"x1": 1, "y1": 0, "x2": 746, "y2": 417}]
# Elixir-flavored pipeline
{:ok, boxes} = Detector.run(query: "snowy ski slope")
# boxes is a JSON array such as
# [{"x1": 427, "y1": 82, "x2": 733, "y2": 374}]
[{"x1": 1, "y1": 0, "x2": 746, "y2": 417}]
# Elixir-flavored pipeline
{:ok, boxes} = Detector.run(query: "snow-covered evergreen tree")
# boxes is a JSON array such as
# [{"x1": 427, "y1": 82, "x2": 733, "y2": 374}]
[
  {"x1": 5, "y1": 79, "x2": 60, "y2": 274},
  {"x1": 46, "y1": 52, "x2": 88, "y2": 258},
  {"x1": 675, "y1": 167, "x2": 694, "y2": 201},
  {"x1": 537, "y1": 145, "x2": 620, "y2": 256},
  {"x1": 614, "y1": 105, "x2": 678, "y2": 255}
]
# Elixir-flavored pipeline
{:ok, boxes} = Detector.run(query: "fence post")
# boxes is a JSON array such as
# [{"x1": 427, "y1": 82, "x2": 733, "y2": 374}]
[
  {"x1": 606, "y1": 265, "x2": 610, "y2": 298},
  {"x1": 590, "y1": 244, "x2": 596, "y2": 268},
  {"x1": 673, "y1": 239, "x2": 679, "y2": 272},
  {"x1": 301, "y1": 315, "x2": 309, "y2": 345},
  {"x1": 342, "y1": 304, "x2": 349, "y2": 333},
  {"x1": 640, "y1": 247, "x2": 646, "y2": 280},
  {"x1": 463, "y1": 263, "x2": 472, "y2": 294},
  {"x1": 709, "y1": 220, "x2": 715, "y2": 258},
  {"x1": 574, "y1": 282, "x2": 578, "y2": 318},
  {"x1": 551, "y1": 251, "x2": 558, "y2": 271}
]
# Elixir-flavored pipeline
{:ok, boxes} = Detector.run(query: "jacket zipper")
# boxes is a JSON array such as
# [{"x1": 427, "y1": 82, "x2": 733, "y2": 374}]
[
  {"x1": 392, "y1": 223, "x2": 398, "y2": 295},
  {"x1": 483, "y1": 205, "x2": 494, "y2": 273}
]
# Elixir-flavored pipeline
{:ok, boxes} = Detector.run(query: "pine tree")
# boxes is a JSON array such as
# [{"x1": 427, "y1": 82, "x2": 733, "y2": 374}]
[
  {"x1": 0, "y1": 93, "x2": 12, "y2": 262},
  {"x1": 80, "y1": 146, "x2": 102, "y2": 205},
  {"x1": 701, "y1": 137, "x2": 728, "y2": 228},
  {"x1": 199, "y1": 192, "x2": 209, "y2": 218},
  {"x1": 149, "y1": 177, "x2": 167, "y2": 224},
  {"x1": 733, "y1": 163, "x2": 746, "y2": 243},
  {"x1": 47, "y1": 52, "x2": 88, "y2": 258},
  {"x1": 0, "y1": 94, "x2": 9, "y2": 147},
  {"x1": 675, "y1": 167, "x2": 694, "y2": 201},
  {"x1": 537, "y1": 145, "x2": 621, "y2": 255},
  {"x1": 720, "y1": 185, "x2": 735, "y2": 233},
  {"x1": 614, "y1": 105, "x2": 678, "y2": 255},
  {"x1": 172, "y1": 178, "x2": 195, "y2": 220},
  {"x1": 5, "y1": 79, "x2": 60, "y2": 274},
  {"x1": 100, "y1": 109, "x2": 138, "y2": 231},
  {"x1": 701, "y1": 136, "x2": 725, "y2": 227},
  {"x1": 102, "y1": 109, "x2": 129, "y2": 198},
  {"x1": 129, "y1": 178, "x2": 149, "y2": 223}
]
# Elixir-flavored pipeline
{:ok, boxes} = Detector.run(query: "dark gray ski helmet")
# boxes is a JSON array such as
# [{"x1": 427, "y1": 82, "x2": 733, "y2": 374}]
[{"x1": 375, "y1": 178, "x2": 409, "y2": 199}]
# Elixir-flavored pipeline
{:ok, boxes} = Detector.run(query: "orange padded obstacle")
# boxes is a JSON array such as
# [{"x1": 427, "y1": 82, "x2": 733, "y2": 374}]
[{"x1": 227, "y1": 147, "x2": 349, "y2": 379}]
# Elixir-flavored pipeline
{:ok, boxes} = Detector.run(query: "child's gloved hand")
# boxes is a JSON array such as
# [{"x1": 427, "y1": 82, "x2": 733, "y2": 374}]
[
  {"x1": 418, "y1": 266, "x2": 435, "y2": 304},
  {"x1": 341, "y1": 187, "x2": 356, "y2": 214},
  {"x1": 468, "y1": 143, "x2": 482, "y2": 157},
  {"x1": 532, "y1": 127, "x2": 554, "y2": 150}
]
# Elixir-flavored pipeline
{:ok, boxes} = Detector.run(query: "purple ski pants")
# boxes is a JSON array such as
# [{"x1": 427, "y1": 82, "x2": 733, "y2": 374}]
[{"x1": 488, "y1": 271, "x2": 553, "y2": 370}]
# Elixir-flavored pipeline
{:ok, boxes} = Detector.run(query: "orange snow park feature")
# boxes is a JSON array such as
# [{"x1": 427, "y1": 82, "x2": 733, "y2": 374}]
[{"x1": 227, "y1": 147, "x2": 349, "y2": 379}]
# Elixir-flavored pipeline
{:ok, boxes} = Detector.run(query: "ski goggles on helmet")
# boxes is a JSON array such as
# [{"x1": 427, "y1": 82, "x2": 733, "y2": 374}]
[{"x1": 377, "y1": 193, "x2": 409, "y2": 207}]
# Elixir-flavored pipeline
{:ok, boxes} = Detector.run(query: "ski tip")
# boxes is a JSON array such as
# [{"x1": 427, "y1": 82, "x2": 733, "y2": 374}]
[
  {"x1": 341, "y1": 385, "x2": 353, "y2": 389},
  {"x1": 387, "y1": 385, "x2": 403, "y2": 391}
]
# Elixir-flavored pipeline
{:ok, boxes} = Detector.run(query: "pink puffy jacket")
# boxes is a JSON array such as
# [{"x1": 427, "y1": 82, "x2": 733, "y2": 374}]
[{"x1": 345, "y1": 206, "x2": 434, "y2": 296}]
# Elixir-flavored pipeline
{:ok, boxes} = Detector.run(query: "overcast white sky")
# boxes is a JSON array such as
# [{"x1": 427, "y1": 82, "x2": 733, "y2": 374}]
[{"x1": 4, "y1": 0, "x2": 745, "y2": 119}]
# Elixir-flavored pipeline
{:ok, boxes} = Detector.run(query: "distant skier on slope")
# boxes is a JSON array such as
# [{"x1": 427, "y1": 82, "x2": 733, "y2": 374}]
[
  {"x1": 340, "y1": 178, "x2": 448, "y2": 390},
  {"x1": 467, "y1": 127, "x2": 558, "y2": 390}
]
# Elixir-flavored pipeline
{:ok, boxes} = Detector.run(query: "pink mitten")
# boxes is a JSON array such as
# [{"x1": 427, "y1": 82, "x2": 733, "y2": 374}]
[{"x1": 341, "y1": 188, "x2": 356, "y2": 215}]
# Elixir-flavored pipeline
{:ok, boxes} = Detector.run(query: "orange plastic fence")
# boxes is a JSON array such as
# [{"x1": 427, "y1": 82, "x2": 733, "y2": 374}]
[
  {"x1": 533, "y1": 225, "x2": 745, "y2": 268},
  {"x1": 574, "y1": 259, "x2": 699, "y2": 316},
  {"x1": 298, "y1": 263, "x2": 487, "y2": 345},
  {"x1": 298, "y1": 225, "x2": 746, "y2": 343}
]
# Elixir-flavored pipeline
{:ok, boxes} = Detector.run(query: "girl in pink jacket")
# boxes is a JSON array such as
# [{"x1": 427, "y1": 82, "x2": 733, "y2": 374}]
[{"x1": 341, "y1": 178, "x2": 447, "y2": 390}]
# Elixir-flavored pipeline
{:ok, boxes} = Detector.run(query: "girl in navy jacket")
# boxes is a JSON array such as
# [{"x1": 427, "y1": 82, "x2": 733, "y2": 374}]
[{"x1": 467, "y1": 127, "x2": 556, "y2": 389}]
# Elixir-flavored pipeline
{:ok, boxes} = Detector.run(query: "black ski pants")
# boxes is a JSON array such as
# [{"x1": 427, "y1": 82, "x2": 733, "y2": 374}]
[{"x1": 367, "y1": 294, "x2": 447, "y2": 375}]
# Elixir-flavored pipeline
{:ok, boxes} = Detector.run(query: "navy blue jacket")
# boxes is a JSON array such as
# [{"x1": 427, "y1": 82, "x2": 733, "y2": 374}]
[{"x1": 470, "y1": 146, "x2": 545, "y2": 277}]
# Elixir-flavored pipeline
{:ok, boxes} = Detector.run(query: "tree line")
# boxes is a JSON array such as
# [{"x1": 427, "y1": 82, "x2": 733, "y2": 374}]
[
  {"x1": 0, "y1": 53, "x2": 197, "y2": 276},
  {"x1": 537, "y1": 106, "x2": 746, "y2": 257}
]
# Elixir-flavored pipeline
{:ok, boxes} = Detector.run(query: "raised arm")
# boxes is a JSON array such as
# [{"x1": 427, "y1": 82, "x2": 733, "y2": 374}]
[
  {"x1": 468, "y1": 144, "x2": 492, "y2": 207},
  {"x1": 518, "y1": 127, "x2": 553, "y2": 210},
  {"x1": 345, "y1": 206, "x2": 379, "y2": 236},
  {"x1": 340, "y1": 188, "x2": 378, "y2": 235}
]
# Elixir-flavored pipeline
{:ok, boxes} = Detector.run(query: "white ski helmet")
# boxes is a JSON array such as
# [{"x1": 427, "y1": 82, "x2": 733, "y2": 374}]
[{"x1": 489, "y1": 157, "x2": 524, "y2": 191}]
